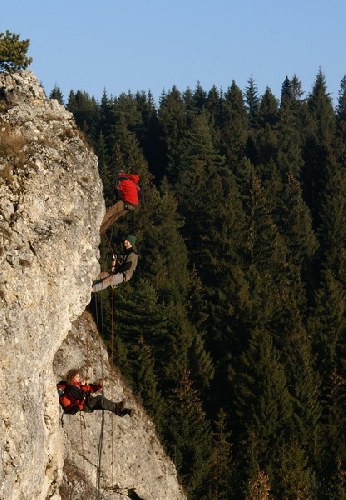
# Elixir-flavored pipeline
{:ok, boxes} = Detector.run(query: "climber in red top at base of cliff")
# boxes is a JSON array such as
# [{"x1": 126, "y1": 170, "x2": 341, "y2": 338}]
[{"x1": 57, "y1": 369, "x2": 134, "y2": 416}]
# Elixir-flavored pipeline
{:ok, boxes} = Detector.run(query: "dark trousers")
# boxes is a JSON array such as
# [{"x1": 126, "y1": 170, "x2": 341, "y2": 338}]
[{"x1": 85, "y1": 394, "x2": 123, "y2": 414}]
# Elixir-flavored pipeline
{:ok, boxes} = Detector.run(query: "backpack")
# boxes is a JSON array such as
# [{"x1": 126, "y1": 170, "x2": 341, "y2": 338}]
[
  {"x1": 114, "y1": 172, "x2": 140, "y2": 207},
  {"x1": 57, "y1": 381, "x2": 85, "y2": 415}
]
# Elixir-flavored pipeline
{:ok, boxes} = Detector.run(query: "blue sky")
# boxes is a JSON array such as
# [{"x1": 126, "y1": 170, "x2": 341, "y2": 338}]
[{"x1": 2, "y1": 0, "x2": 345, "y2": 105}]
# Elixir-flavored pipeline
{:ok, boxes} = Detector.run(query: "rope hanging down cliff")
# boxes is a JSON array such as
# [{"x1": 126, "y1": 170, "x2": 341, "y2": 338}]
[
  {"x1": 94, "y1": 291, "x2": 105, "y2": 498},
  {"x1": 93, "y1": 287, "x2": 128, "y2": 497}
]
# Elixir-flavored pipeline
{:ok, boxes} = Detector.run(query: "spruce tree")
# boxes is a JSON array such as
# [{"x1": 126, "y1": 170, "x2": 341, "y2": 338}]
[
  {"x1": 258, "y1": 86, "x2": 279, "y2": 127},
  {"x1": 335, "y1": 75, "x2": 346, "y2": 164},
  {"x1": 135, "y1": 90, "x2": 163, "y2": 182},
  {"x1": 280, "y1": 74, "x2": 304, "y2": 107},
  {"x1": 275, "y1": 440, "x2": 317, "y2": 498},
  {"x1": 99, "y1": 90, "x2": 116, "y2": 155},
  {"x1": 221, "y1": 80, "x2": 248, "y2": 165},
  {"x1": 276, "y1": 172, "x2": 318, "y2": 270},
  {"x1": 138, "y1": 181, "x2": 190, "y2": 302},
  {"x1": 336, "y1": 76, "x2": 346, "y2": 121},
  {"x1": 306, "y1": 69, "x2": 335, "y2": 145},
  {"x1": 107, "y1": 94, "x2": 143, "y2": 174},
  {"x1": 132, "y1": 335, "x2": 165, "y2": 429},
  {"x1": 301, "y1": 69, "x2": 336, "y2": 226},
  {"x1": 165, "y1": 370, "x2": 212, "y2": 497},
  {"x1": 245, "y1": 77, "x2": 260, "y2": 129},
  {"x1": 94, "y1": 131, "x2": 111, "y2": 202},
  {"x1": 241, "y1": 166, "x2": 286, "y2": 276},
  {"x1": 112, "y1": 279, "x2": 170, "y2": 385},
  {"x1": 278, "y1": 75, "x2": 307, "y2": 180},
  {"x1": 234, "y1": 329, "x2": 294, "y2": 497},
  {"x1": 317, "y1": 161, "x2": 346, "y2": 284},
  {"x1": 255, "y1": 87, "x2": 279, "y2": 171},
  {"x1": 205, "y1": 85, "x2": 223, "y2": 149},
  {"x1": 49, "y1": 85, "x2": 64, "y2": 105},
  {"x1": 188, "y1": 332, "x2": 215, "y2": 397},
  {"x1": 204, "y1": 408, "x2": 234, "y2": 500},
  {"x1": 270, "y1": 286, "x2": 321, "y2": 469},
  {"x1": 307, "y1": 270, "x2": 346, "y2": 490},
  {"x1": 67, "y1": 90, "x2": 100, "y2": 142},
  {"x1": 158, "y1": 86, "x2": 187, "y2": 181},
  {"x1": 191, "y1": 81, "x2": 208, "y2": 113},
  {"x1": 173, "y1": 112, "x2": 225, "y2": 268}
]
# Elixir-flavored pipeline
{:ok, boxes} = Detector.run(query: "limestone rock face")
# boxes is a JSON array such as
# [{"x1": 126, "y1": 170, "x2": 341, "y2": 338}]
[
  {"x1": 0, "y1": 71, "x2": 185, "y2": 500},
  {"x1": 0, "y1": 71, "x2": 104, "y2": 499}
]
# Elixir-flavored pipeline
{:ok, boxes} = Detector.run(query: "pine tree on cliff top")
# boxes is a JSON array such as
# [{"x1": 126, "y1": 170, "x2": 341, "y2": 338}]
[{"x1": 0, "y1": 30, "x2": 32, "y2": 72}]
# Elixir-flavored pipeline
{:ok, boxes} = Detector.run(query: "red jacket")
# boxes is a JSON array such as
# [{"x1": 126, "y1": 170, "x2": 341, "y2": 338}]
[
  {"x1": 58, "y1": 380, "x2": 102, "y2": 413},
  {"x1": 115, "y1": 173, "x2": 140, "y2": 206}
]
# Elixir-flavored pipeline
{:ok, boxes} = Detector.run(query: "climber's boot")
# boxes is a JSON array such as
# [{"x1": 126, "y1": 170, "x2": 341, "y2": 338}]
[
  {"x1": 120, "y1": 408, "x2": 134, "y2": 417},
  {"x1": 112, "y1": 400, "x2": 125, "y2": 415}
]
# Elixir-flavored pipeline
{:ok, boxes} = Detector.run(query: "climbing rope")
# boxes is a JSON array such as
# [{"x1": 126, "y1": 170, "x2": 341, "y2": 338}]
[
  {"x1": 93, "y1": 290, "x2": 106, "y2": 498},
  {"x1": 92, "y1": 256, "x2": 119, "y2": 497},
  {"x1": 79, "y1": 412, "x2": 87, "y2": 495},
  {"x1": 97, "y1": 409, "x2": 105, "y2": 499},
  {"x1": 110, "y1": 287, "x2": 116, "y2": 489}
]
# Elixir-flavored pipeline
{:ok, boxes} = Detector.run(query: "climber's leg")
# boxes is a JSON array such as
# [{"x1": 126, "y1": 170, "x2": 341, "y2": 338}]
[
  {"x1": 92, "y1": 272, "x2": 124, "y2": 292},
  {"x1": 86, "y1": 395, "x2": 133, "y2": 416}
]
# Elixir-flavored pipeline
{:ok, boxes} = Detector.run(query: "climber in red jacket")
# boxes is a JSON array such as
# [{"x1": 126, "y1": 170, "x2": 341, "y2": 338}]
[
  {"x1": 57, "y1": 369, "x2": 133, "y2": 416},
  {"x1": 100, "y1": 171, "x2": 140, "y2": 234},
  {"x1": 114, "y1": 171, "x2": 140, "y2": 209}
]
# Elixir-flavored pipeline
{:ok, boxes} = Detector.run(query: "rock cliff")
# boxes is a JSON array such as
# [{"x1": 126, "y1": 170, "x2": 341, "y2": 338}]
[
  {"x1": 0, "y1": 71, "x2": 185, "y2": 500},
  {"x1": 54, "y1": 311, "x2": 184, "y2": 499}
]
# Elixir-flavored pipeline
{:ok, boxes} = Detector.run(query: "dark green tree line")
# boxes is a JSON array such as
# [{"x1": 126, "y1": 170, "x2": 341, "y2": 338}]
[{"x1": 65, "y1": 70, "x2": 346, "y2": 499}]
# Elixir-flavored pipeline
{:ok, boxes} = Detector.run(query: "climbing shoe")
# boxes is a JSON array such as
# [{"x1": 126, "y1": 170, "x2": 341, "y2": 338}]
[
  {"x1": 120, "y1": 408, "x2": 134, "y2": 417},
  {"x1": 114, "y1": 400, "x2": 125, "y2": 411},
  {"x1": 112, "y1": 400, "x2": 125, "y2": 414}
]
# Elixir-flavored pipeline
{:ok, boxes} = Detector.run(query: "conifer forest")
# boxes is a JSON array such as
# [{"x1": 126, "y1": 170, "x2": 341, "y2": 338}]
[{"x1": 53, "y1": 71, "x2": 346, "y2": 499}]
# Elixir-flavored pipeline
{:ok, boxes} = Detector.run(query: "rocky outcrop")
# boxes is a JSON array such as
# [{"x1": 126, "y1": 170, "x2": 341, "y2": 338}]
[
  {"x1": 54, "y1": 311, "x2": 185, "y2": 499},
  {"x1": 0, "y1": 71, "x2": 185, "y2": 499},
  {"x1": 0, "y1": 70, "x2": 103, "y2": 500}
]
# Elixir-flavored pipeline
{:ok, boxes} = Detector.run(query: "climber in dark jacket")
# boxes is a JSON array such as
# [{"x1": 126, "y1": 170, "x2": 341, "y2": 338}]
[
  {"x1": 92, "y1": 235, "x2": 138, "y2": 293},
  {"x1": 58, "y1": 369, "x2": 133, "y2": 416}
]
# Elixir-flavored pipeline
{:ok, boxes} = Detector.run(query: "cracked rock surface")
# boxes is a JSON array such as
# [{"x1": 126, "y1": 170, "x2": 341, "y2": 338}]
[{"x1": 0, "y1": 71, "x2": 185, "y2": 500}]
